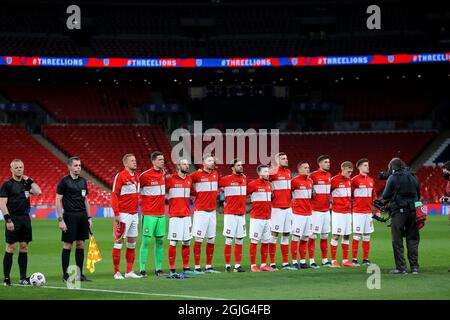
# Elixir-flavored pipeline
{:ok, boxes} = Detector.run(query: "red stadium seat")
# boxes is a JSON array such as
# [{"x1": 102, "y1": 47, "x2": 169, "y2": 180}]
[
  {"x1": 0, "y1": 125, "x2": 110, "y2": 206},
  {"x1": 43, "y1": 124, "x2": 176, "y2": 188}
]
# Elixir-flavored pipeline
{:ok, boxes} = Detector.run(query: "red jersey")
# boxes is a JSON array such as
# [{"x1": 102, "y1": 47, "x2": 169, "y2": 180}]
[
  {"x1": 140, "y1": 168, "x2": 166, "y2": 216},
  {"x1": 219, "y1": 173, "x2": 247, "y2": 215},
  {"x1": 247, "y1": 178, "x2": 272, "y2": 220},
  {"x1": 331, "y1": 173, "x2": 352, "y2": 213},
  {"x1": 111, "y1": 169, "x2": 139, "y2": 216},
  {"x1": 190, "y1": 169, "x2": 219, "y2": 211},
  {"x1": 351, "y1": 173, "x2": 376, "y2": 214},
  {"x1": 269, "y1": 166, "x2": 292, "y2": 208},
  {"x1": 309, "y1": 169, "x2": 332, "y2": 212},
  {"x1": 166, "y1": 173, "x2": 192, "y2": 218},
  {"x1": 291, "y1": 175, "x2": 313, "y2": 216}
]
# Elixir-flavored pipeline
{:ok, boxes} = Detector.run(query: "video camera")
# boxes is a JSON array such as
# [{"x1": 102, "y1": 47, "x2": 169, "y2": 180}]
[
  {"x1": 372, "y1": 199, "x2": 391, "y2": 223},
  {"x1": 378, "y1": 171, "x2": 391, "y2": 180}
]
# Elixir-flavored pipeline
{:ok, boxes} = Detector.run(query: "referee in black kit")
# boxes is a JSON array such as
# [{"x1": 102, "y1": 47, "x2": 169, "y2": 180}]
[
  {"x1": 0, "y1": 159, "x2": 41, "y2": 286},
  {"x1": 56, "y1": 156, "x2": 93, "y2": 282}
]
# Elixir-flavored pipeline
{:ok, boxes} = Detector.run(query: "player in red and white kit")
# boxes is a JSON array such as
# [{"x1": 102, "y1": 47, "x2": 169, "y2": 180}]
[
  {"x1": 248, "y1": 165, "x2": 275, "y2": 273},
  {"x1": 290, "y1": 161, "x2": 313, "y2": 269},
  {"x1": 166, "y1": 158, "x2": 202, "y2": 277},
  {"x1": 309, "y1": 155, "x2": 332, "y2": 268},
  {"x1": 139, "y1": 151, "x2": 166, "y2": 277},
  {"x1": 111, "y1": 154, "x2": 142, "y2": 279},
  {"x1": 190, "y1": 155, "x2": 221, "y2": 273},
  {"x1": 351, "y1": 158, "x2": 377, "y2": 266},
  {"x1": 269, "y1": 152, "x2": 295, "y2": 270},
  {"x1": 219, "y1": 159, "x2": 247, "y2": 273},
  {"x1": 330, "y1": 161, "x2": 357, "y2": 268}
]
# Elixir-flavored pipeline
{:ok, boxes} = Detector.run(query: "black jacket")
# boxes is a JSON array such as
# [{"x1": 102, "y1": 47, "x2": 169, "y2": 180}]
[{"x1": 381, "y1": 167, "x2": 420, "y2": 212}]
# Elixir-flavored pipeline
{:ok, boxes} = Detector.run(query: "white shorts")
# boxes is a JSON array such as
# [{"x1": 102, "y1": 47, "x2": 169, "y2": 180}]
[
  {"x1": 249, "y1": 218, "x2": 271, "y2": 243},
  {"x1": 192, "y1": 210, "x2": 217, "y2": 239},
  {"x1": 270, "y1": 208, "x2": 292, "y2": 233},
  {"x1": 291, "y1": 214, "x2": 312, "y2": 238},
  {"x1": 168, "y1": 216, "x2": 192, "y2": 241},
  {"x1": 311, "y1": 210, "x2": 331, "y2": 234},
  {"x1": 223, "y1": 214, "x2": 246, "y2": 238},
  {"x1": 352, "y1": 213, "x2": 374, "y2": 234},
  {"x1": 331, "y1": 212, "x2": 352, "y2": 236},
  {"x1": 120, "y1": 212, "x2": 139, "y2": 238}
]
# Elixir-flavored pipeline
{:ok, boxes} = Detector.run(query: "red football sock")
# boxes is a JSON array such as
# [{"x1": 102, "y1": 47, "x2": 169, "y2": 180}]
[
  {"x1": 224, "y1": 244, "x2": 232, "y2": 265},
  {"x1": 260, "y1": 243, "x2": 268, "y2": 265},
  {"x1": 269, "y1": 243, "x2": 277, "y2": 265},
  {"x1": 234, "y1": 244, "x2": 243, "y2": 265},
  {"x1": 320, "y1": 239, "x2": 328, "y2": 260},
  {"x1": 194, "y1": 241, "x2": 202, "y2": 266},
  {"x1": 125, "y1": 248, "x2": 135, "y2": 273},
  {"x1": 308, "y1": 238, "x2": 316, "y2": 259},
  {"x1": 181, "y1": 245, "x2": 190, "y2": 269},
  {"x1": 342, "y1": 243, "x2": 349, "y2": 261},
  {"x1": 249, "y1": 243, "x2": 257, "y2": 265},
  {"x1": 112, "y1": 248, "x2": 121, "y2": 274},
  {"x1": 168, "y1": 245, "x2": 177, "y2": 270},
  {"x1": 330, "y1": 243, "x2": 338, "y2": 261},
  {"x1": 299, "y1": 240, "x2": 308, "y2": 260},
  {"x1": 280, "y1": 244, "x2": 289, "y2": 264},
  {"x1": 352, "y1": 239, "x2": 359, "y2": 260},
  {"x1": 362, "y1": 240, "x2": 370, "y2": 260},
  {"x1": 290, "y1": 240, "x2": 299, "y2": 261},
  {"x1": 206, "y1": 243, "x2": 214, "y2": 266}
]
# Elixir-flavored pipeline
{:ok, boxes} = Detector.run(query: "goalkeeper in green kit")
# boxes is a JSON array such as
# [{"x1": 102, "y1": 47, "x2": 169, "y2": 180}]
[{"x1": 139, "y1": 151, "x2": 167, "y2": 277}]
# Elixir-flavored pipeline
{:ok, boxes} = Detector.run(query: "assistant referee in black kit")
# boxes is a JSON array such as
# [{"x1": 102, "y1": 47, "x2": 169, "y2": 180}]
[
  {"x1": 56, "y1": 157, "x2": 93, "y2": 282},
  {"x1": 0, "y1": 159, "x2": 41, "y2": 286}
]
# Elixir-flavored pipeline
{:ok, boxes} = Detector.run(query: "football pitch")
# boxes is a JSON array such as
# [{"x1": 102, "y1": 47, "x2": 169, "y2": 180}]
[{"x1": 0, "y1": 215, "x2": 449, "y2": 300}]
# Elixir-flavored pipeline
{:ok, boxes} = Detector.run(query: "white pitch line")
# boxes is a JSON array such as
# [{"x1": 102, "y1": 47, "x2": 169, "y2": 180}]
[{"x1": 41, "y1": 285, "x2": 230, "y2": 300}]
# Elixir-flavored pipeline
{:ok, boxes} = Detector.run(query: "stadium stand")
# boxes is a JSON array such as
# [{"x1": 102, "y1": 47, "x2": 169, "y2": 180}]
[
  {"x1": 417, "y1": 166, "x2": 449, "y2": 203},
  {"x1": 0, "y1": 125, "x2": 110, "y2": 206},
  {"x1": 42, "y1": 124, "x2": 176, "y2": 187},
  {"x1": 0, "y1": 85, "x2": 152, "y2": 123}
]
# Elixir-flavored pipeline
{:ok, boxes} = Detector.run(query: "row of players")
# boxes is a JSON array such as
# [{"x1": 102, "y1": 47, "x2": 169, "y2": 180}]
[{"x1": 110, "y1": 152, "x2": 376, "y2": 278}]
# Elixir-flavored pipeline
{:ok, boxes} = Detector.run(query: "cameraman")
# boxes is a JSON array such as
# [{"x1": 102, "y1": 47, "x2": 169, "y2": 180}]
[
  {"x1": 440, "y1": 161, "x2": 449, "y2": 272},
  {"x1": 381, "y1": 158, "x2": 420, "y2": 275}
]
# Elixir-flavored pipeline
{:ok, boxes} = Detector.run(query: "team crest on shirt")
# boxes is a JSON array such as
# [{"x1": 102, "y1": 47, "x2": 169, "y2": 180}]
[
  {"x1": 213, "y1": 174, "x2": 216, "y2": 179},
  {"x1": 197, "y1": 230, "x2": 202, "y2": 236},
  {"x1": 296, "y1": 228, "x2": 300, "y2": 233},
  {"x1": 81, "y1": 190, "x2": 86, "y2": 197},
  {"x1": 356, "y1": 227, "x2": 361, "y2": 232},
  {"x1": 145, "y1": 228, "x2": 150, "y2": 233},
  {"x1": 370, "y1": 182, "x2": 373, "y2": 186},
  {"x1": 254, "y1": 233, "x2": 259, "y2": 237},
  {"x1": 315, "y1": 226, "x2": 319, "y2": 231},
  {"x1": 337, "y1": 228, "x2": 342, "y2": 233},
  {"x1": 24, "y1": 191, "x2": 30, "y2": 199},
  {"x1": 187, "y1": 181, "x2": 190, "y2": 185},
  {"x1": 226, "y1": 229, "x2": 231, "y2": 234},
  {"x1": 274, "y1": 225, "x2": 279, "y2": 230},
  {"x1": 172, "y1": 233, "x2": 177, "y2": 238}
]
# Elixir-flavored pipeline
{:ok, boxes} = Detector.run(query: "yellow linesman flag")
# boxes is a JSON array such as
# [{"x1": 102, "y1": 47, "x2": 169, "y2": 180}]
[{"x1": 86, "y1": 234, "x2": 102, "y2": 273}]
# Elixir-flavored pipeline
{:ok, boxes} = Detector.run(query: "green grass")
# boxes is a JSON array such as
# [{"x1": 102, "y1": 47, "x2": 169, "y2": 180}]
[{"x1": 0, "y1": 215, "x2": 449, "y2": 300}]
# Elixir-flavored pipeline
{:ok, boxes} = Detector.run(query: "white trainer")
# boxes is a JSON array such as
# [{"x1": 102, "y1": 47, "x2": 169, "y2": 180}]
[
  {"x1": 125, "y1": 271, "x2": 143, "y2": 279},
  {"x1": 114, "y1": 272, "x2": 125, "y2": 280}
]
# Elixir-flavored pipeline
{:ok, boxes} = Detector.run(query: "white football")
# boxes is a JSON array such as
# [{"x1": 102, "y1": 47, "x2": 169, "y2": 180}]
[{"x1": 30, "y1": 272, "x2": 46, "y2": 287}]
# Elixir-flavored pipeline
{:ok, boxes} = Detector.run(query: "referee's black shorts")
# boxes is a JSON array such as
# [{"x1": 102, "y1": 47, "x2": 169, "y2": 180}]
[
  {"x1": 5, "y1": 215, "x2": 32, "y2": 244},
  {"x1": 62, "y1": 211, "x2": 90, "y2": 243}
]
